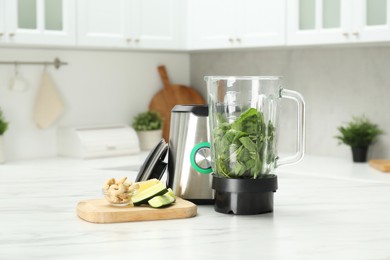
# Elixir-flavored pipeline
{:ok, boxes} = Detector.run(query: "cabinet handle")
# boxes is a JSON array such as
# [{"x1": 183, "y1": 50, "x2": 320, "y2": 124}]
[
  {"x1": 235, "y1": 38, "x2": 241, "y2": 42},
  {"x1": 352, "y1": 32, "x2": 359, "y2": 37},
  {"x1": 0, "y1": 32, "x2": 3, "y2": 38},
  {"x1": 126, "y1": 38, "x2": 132, "y2": 43},
  {"x1": 9, "y1": 32, "x2": 15, "y2": 37},
  {"x1": 134, "y1": 38, "x2": 140, "y2": 43},
  {"x1": 228, "y1": 38, "x2": 234, "y2": 43},
  {"x1": 342, "y1": 32, "x2": 349, "y2": 37}
]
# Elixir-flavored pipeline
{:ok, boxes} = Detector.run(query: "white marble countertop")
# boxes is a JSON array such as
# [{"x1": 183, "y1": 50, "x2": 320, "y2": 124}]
[{"x1": 1, "y1": 155, "x2": 390, "y2": 260}]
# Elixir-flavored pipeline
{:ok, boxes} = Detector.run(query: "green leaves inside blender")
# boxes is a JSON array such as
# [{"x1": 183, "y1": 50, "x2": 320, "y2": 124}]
[{"x1": 212, "y1": 108, "x2": 276, "y2": 179}]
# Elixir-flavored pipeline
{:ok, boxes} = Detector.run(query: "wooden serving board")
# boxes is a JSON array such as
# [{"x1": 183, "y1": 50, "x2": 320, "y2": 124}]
[
  {"x1": 76, "y1": 197, "x2": 197, "y2": 223},
  {"x1": 369, "y1": 160, "x2": 390, "y2": 172}
]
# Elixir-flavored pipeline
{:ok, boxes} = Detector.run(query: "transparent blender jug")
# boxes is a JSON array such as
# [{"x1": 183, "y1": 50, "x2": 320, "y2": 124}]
[{"x1": 205, "y1": 76, "x2": 305, "y2": 179}]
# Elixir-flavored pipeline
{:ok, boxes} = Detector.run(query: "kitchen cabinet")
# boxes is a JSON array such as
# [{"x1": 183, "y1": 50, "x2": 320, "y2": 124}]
[
  {"x1": 0, "y1": 0, "x2": 5, "y2": 43},
  {"x1": 0, "y1": 0, "x2": 76, "y2": 46},
  {"x1": 77, "y1": 0, "x2": 184, "y2": 50},
  {"x1": 287, "y1": 0, "x2": 390, "y2": 45},
  {"x1": 187, "y1": 0, "x2": 285, "y2": 50}
]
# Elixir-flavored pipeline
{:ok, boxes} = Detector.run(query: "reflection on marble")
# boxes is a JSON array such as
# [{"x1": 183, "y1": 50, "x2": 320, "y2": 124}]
[{"x1": 1, "y1": 155, "x2": 390, "y2": 259}]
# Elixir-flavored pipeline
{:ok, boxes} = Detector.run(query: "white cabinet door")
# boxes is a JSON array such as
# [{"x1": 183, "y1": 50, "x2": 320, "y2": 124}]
[
  {"x1": 237, "y1": 0, "x2": 285, "y2": 47},
  {"x1": 187, "y1": 0, "x2": 236, "y2": 50},
  {"x1": 188, "y1": 0, "x2": 285, "y2": 50},
  {"x1": 4, "y1": 0, "x2": 76, "y2": 46},
  {"x1": 0, "y1": 0, "x2": 5, "y2": 43},
  {"x1": 353, "y1": 0, "x2": 390, "y2": 42},
  {"x1": 77, "y1": 0, "x2": 184, "y2": 50},
  {"x1": 77, "y1": 0, "x2": 132, "y2": 48},
  {"x1": 287, "y1": 0, "x2": 390, "y2": 45},
  {"x1": 132, "y1": 0, "x2": 183, "y2": 49},
  {"x1": 287, "y1": 0, "x2": 351, "y2": 45}
]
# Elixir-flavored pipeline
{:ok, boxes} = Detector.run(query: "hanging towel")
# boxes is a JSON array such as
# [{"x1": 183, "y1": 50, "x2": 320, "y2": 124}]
[{"x1": 32, "y1": 71, "x2": 65, "y2": 129}]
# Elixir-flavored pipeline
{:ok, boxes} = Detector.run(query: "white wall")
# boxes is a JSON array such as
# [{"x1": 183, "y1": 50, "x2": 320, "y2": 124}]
[
  {"x1": 190, "y1": 46, "x2": 390, "y2": 160},
  {"x1": 2, "y1": 45, "x2": 389, "y2": 162},
  {"x1": 0, "y1": 47, "x2": 190, "y2": 160}
]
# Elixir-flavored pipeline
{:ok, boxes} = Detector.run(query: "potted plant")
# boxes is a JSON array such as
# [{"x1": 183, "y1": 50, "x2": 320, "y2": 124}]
[
  {"x1": 335, "y1": 115, "x2": 384, "y2": 162},
  {"x1": 0, "y1": 108, "x2": 9, "y2": 164},
  {"x1": 132, "y1": 111, "x2": 163, "y2": 150},
  {"x1": 211, "y1": 108, "x2": 278, "y2": 215}
]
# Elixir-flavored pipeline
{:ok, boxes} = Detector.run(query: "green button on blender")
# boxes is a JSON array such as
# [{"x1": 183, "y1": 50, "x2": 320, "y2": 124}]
[{"x1": 190, "y1": 142, "x2": 212, "y2": 174}]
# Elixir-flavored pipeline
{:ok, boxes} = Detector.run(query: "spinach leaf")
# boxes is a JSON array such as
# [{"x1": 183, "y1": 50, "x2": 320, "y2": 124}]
[{"x1": 212, "y1": 108, "x2": 276, "y2": 179}]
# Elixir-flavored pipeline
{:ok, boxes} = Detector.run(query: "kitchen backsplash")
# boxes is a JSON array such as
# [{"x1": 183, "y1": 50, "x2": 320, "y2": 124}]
[
  {"x1": 0, "y1": 47, "x2": 189, "y2": 160},
  {"x1": 1, "y1": 45, "x2": 389, "y2": 161},
  {"x1": 190, "y1": 46, "x2": 390, "y2": 160}
]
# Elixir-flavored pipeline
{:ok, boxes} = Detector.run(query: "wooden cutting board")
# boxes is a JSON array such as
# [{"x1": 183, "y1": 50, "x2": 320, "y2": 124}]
[
  {"x1": 368, "y1": 160, "x2": 390, "y2": 172},
  {"x1": 149, "y1": 65, "x2": 205, "y2": 141},
  {"x1": 76, "y1": 197, "x2": 197, "y2": 223}
]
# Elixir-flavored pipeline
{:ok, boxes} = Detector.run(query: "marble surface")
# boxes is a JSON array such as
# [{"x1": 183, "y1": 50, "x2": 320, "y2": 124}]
[{"x1": 1, "y1": 155, "x2": 390, "y2": 259}]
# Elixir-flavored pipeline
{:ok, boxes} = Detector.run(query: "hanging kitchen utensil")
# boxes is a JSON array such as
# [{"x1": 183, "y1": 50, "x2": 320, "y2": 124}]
[
  {"x1": 9, "y1": 64, "x2": 28, "y2": 92},
  {"x1": 149, "y1": 65, "x2": 205, "y2": 141}
]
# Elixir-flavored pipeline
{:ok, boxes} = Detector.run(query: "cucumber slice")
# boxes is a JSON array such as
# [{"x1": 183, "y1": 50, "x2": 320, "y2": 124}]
[
  {"x1": 148, "y1": 193, "x2": 175, "y2": 208},
  {"x1": 132, "y1": 182, "x2": 168, "y2": 206},
  {"x1": 166, "y1": 188, "x2": 176, "y2": 202}
]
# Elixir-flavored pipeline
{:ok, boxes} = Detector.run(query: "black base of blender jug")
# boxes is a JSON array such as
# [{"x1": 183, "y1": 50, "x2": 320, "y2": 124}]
[{"x1": 212, "y1": 175, "x2": 278, "y2": 215}]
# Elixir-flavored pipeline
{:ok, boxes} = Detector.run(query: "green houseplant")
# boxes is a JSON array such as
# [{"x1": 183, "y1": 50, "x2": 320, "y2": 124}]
[
  {"x1": 335, "y1": 115, "x2": 384, "y2": 162},
  {"x1": 0, "y1": 108, "x2": 9, "y2": 164},
  {"x1": 0, "y1": 108, "x2": 9, "y2": 136},
  {"x1": 132, "y1": 111, "x2": 163, "y2": 150}
]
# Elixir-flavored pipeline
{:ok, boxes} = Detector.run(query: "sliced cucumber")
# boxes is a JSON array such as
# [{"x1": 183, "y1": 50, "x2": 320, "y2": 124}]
[
  {"x1": 148, "y1": 192, "x2": 175, "y2": 208},
  {"x1": 132, "y1": 182, "x2": 168, "y2": 206},
  {"x1": 166, "y1": 188, "x2": 176, "y2": 202}
]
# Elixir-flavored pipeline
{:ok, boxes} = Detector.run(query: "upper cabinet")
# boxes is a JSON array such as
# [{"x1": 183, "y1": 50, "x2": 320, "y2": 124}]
[
  {"x1": 354, "y1": 0, "x2": 390, "y2": 42},
  {"x1": 0, "y1": 0, "x2": 76, "y2": 46},
  {"x1": 2, "y1": 0, "x2": 390, "y2": 50},
  {"x1": 77, "y1": 0, "x2": 184, "y2": 50},
  {"x1": 0, "y1": 0, "x2": 5, "y2": 42},
  {"x1": 187, "y1": 0, "x2": 285, "y2": 50},
  {"x1": 287, "y1": 0, "x2": 390, "y2": 45},
  {"x1": 76, "y1": 0, "x2": 130, "y2": 48}
]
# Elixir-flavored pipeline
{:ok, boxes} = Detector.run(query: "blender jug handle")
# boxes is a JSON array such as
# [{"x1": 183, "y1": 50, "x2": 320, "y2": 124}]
[{"x1": 277, "y1": 88, "x2": 306, "y2": 167}]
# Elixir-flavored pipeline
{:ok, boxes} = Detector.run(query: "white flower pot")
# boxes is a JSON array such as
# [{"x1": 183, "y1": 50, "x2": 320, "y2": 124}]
[
  {"x1": 136, "y1": 129, "x2": 163, "y2": 151},
  {"x1": 0, "y1": 136, "x2": 5, "y2": 164}
]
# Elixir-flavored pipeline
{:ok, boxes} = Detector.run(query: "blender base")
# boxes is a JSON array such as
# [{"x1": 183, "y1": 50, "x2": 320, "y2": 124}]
[{"x1": 212, "y1": 175, "x2": 278, "y2": 215}]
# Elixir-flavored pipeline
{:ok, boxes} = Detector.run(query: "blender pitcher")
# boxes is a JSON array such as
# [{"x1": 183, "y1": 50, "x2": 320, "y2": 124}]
[{"x1": 205, "y1": 76, "x2": 305, "y2": 214}]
